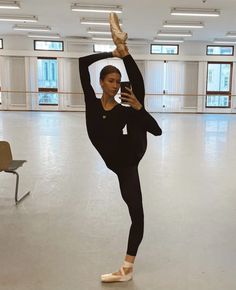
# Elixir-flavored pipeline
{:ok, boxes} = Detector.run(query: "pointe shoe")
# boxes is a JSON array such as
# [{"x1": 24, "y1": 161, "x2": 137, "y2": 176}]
[
  {"x1": 101, "y1": 261, "x2": 134, "y2": 283},
  {"x1": 109, "y1": 12, "x2": 128, "y2": 45}
]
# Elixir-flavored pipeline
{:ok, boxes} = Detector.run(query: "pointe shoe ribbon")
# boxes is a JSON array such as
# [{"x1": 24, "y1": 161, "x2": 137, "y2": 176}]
[
  {"x1": 101, "y1": 261, "x2": 133, "y2": 283},
  {"x1": 109, "y1": 12, "x2": 128, "y2": 45}
]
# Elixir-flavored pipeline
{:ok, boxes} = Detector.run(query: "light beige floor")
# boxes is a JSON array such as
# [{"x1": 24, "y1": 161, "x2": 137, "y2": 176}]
[{"x1": 0, "y1": 111, "x2": 236, "y2": 290}]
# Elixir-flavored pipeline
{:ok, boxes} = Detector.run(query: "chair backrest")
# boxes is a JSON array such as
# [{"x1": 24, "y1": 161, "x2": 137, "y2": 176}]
[{"x1": 0, "y1": 141, "x2": 13, "y2": 172}]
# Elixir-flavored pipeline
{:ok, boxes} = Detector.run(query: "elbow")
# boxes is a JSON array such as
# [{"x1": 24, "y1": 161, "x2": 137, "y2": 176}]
[{"x1": 154, "y1": 127, "x2": 162, "y2": 136}]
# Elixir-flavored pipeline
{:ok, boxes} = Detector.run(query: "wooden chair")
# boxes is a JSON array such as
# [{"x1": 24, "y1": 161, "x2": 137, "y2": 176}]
[{"x1": 0, "y1": 141, "x2": 30, "y2": 204}]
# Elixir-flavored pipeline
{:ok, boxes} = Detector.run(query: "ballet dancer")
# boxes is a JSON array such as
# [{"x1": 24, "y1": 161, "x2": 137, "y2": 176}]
[{"x1": 79, "y1": 12, "x2": 162, "y2": 282}]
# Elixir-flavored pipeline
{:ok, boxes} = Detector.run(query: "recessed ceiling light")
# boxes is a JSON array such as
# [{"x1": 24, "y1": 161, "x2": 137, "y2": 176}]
[
  {"x1": 0, "y1": 1, "x2": 20, "y2": 9},
  {"x1": 171, "y1": 8, "x2": 220, "y2": 17},
  {"x1": 153, "y1": 38, "x2": 184, "y2": 43},
  {"x1": 91, "y1": 37, "x2": 113, "y2": 41},
  {"x1": 213, "y1": 38, "x2": 236, "y2": 44},
  {"x1": 226, "y1": 32, "x2": 236, "y2": 38},
  {"x1": 163, "y1": 21, "x2": 204, "y2": 28},
  {"x1": 87, "y1": 29, "x2": 111, "y2": 35},
  {"x1": 0, "y1": 14, "x2": 38, "y2": 22},
  {"x1": 27, "y1": 33, "x2": 61, "y2": 39},
  {"x1": 71, "y1": 3, "x2": 122, "y2": 13},
  {"x1": 157, "y1": 30, "x2": 192, "y2": 37},
  {"x1": 13, "y1": 25, "x2": 51, "y2": 31},
  {"x1": 80, "y1": 18, "x2": 122, "y2": 26}
]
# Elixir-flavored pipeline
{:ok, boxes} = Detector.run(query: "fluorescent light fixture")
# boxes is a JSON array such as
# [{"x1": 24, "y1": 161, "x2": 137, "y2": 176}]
[
  {"x1": 157, "y1": 30, "x2": 192, "y2": 37},
  {"x1": 213, "y1": 38, "x2": 236, "y2": 44},
  {"x1": 153, "y1": 38, "x2": 184, "y2": 43},
  {"x1": 71, "y1": 3, "x2": 122, "y2": 13},
  {"x1": 0, "y1": 14, "x2": 38, "y2": 22},
  {"x1": 0, "y1": 1, "x2": 20, "y2": 9},
  {"x1": 87, "y1": 28, "x2": 111, "y2": 35},
  {"x1": 171, "y1": 8, "x2": 220, "y2": 17},
  {"x1": 13, "y1": 24, "x2": 51, "y2": 31},
  {"x1": 226, "y1": 32, "x2": 236, "y2": 38},
  {"x1": 92, "y1": 37, "x2": 113, "y2": 41},
  {"x1": 28, "y1": 33, "x2": 61, "y2": 39},
  {"x1": 80, "y1": 17, "x2": 122, "y2": 26},
  {"x1": 163, "y1": 21, "x2": 204, "y2": 28}
]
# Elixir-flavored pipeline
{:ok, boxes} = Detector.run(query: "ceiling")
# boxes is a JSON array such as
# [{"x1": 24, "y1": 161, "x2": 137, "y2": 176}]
[{"x1": 0, "y1": 0, "x2": 236, "y2": 43}]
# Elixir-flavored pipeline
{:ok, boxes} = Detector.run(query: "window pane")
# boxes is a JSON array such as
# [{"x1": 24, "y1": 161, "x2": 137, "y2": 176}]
[
  {"x1": 207, "y1": 46, "x2": 233, "y2": 55},
  {"x1": 207, "y1": 63, "x2": 231, "y2": 91},
  {"x1": 39, "y1": 93, "x2": 58, "y2": 105},
  {"x1": 38, "y1": 59, "x2": 58, "y2": 88},
  {"x1": 0, "y1": 39, "x2": 3, "y2": 49},
  {"x1": 34, "y1": 41, "x2": 63, "y2": 51},
  {"x1": 206, "y1": 95, "x2": 229, "y2": 107},
  {"x1": 151, "y1": 44, "x2": 178, "y2": 55},
  {"x1": 94, "y1": 44, "x2": 116, "y2": 52}
]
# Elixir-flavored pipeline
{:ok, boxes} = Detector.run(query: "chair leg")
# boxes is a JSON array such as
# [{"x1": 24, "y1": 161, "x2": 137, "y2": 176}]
[
  {"x1": 13, "y1": 171, "x2": 30, "y2": 205},
  {"x1": 6, "y1": 171, "x2": 30, "y2": 205}
]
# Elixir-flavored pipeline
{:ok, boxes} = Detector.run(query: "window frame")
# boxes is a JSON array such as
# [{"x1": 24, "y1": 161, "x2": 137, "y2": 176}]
[
  {"x1": 93, "y1": 44, "x2": 116, "y2": 53},
  {"x1": 37, "y1": 57, "x2": 59, "y2": 106},
  {"x1": 150, "y1": 44, "x2": 179, "y2": 55},
  {"x1": 206, "y1": 61, "x2": 233, "y2": 108},
  {"x1": 34, "y1": 40, "x2": 64, "y2": 52},
  {"x1": 206, "y1": 45, "x2": 234, "y2": 56}
]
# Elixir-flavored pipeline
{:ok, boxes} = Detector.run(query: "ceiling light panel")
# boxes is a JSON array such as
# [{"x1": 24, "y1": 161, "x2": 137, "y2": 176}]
[
  {"x1": 157, "y1": 30, "x2": 192, "y2": 37},
  {"x1": 163, "y1": 21, "x2": 204, "y2": 28},
  {"x1": 171, "y1": 8, "x2": 220, "y2": 17},
  {"x1": 28, "y1": 33, "x2": 61, "y2": 39},
  {"x1": 226, "y1": 32, "x2": 236, "y2": 38},
  {"x1": 13, "y1": 25, "x2": 51, "y2": 31},
  {"x1": 71, "y1": 3, "x2": 122, "y2": 13},
  {"x1": 87, "y1": 29, "x2": 111, "y2": 35},
  {"x1": 153, "y1": 38, "x2": 184, "y2": 43},
  {"x1": 213, "y1": 38, "x2": 236, "y2": 44},
  {"x1": 0, "y1": 1, "x2": 20, "y2": 9},
  {"x1": 80, "y1": 18, "x2": 122, "y2": 26},
  {"x1": 92, "y1": 37, "x2": 113, "y2": 41},
  {"x1": 0, "y1": 14, "x2": 38, "y2": 22}
]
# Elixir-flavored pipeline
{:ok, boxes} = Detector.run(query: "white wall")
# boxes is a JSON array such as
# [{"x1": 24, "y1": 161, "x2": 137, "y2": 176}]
[{"x1": 0, "y1": 35, "x2": 236, "y2": 113}]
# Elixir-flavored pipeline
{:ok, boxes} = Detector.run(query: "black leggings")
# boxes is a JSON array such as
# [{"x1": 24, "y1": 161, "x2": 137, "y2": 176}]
[{"x1": 114, "y1": 166, "x2": 144, "y2": 256}]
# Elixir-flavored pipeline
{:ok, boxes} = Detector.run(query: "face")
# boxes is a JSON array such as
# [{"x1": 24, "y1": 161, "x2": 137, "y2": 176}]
[{"x1": 100, "y1": 72, "x2": 121, "y2": 98}]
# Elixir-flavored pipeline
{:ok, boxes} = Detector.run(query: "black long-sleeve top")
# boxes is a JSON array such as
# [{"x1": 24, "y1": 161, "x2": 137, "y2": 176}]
[{"x1": 79, "y1": 52, "x2": 162, "y2": 170}]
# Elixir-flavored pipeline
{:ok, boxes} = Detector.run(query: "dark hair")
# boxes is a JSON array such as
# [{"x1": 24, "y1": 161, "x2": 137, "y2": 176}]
[{"x1": 100, "y1": 65, "x2": 121, "y2": 80}]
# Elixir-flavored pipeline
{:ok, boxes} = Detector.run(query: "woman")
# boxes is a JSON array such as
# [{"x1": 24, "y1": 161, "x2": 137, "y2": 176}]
[{"x1": 79, "y1": 13, "x2": 162, "y2": 283}]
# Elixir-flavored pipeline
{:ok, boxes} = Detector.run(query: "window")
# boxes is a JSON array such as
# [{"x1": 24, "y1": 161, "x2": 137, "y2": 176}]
[
  {"x1": 38, "y1": 57, "x2": 58, "y2": 105},
  {"x1": 34, "y1": 40, "x2": 64, "y2": 51},
  {"x1": 0, "y1": 39, "x2": 3, "y2": 49},
  {"x1": 151, "y1": 44, "x2": 179, "y2": 55},
  {"x1": 206, "y1": 62, "x2": 232, "y2": 108},
  {"x1": 207, "y1": 45, "x2": 234, "y2": 56},
  {"x1": 93, "y1": 44, "x2": 116, "y2": 52}
]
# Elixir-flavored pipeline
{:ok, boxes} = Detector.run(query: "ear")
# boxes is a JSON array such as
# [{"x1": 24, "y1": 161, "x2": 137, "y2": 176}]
[{"x1": 100, "y1": 79, "x2": 104, "y2": 88}]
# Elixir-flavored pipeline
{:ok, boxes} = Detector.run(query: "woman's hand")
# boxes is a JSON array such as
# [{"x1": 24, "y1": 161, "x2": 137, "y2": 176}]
[
  {"x1": 112, "y1": 48, "x2": 122, "y2": 58},
  {"x1": 112, "y1": 45, "x2": 129, "y2": 58},
  {"x1": 120, "y1": 87, "x2": 143, "y2": 110}
]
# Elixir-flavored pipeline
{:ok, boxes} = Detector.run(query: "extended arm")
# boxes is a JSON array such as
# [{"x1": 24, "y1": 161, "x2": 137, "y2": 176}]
[
  {"x1": 79, "y1": 52, "x2": 113, "y2": 105},
  {"x1": 122, "y1": 54, "x2": 145, "y2": 106}
]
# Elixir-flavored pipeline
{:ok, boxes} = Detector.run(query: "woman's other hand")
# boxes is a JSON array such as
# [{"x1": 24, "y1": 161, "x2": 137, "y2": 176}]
[{"x1": 120, "y1": 87, "x2": 143, "y2": 110}]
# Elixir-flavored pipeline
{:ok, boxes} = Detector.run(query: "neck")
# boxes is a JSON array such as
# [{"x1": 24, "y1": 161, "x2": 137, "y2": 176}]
[{"x1": 101, "y1": 94, "x2": 115, "y2": 104}]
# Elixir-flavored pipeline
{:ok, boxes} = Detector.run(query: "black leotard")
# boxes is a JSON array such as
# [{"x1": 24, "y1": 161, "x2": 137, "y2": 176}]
[{"x1": 79, "y1": 52, "x2": 162, "y2": 171}]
